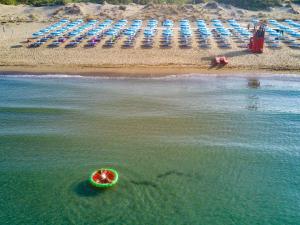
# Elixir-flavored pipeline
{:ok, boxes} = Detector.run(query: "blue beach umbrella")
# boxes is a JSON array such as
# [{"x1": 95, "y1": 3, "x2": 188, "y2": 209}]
[{"x1": 32, "y1": 32, "x2": 43, "y2": 37}]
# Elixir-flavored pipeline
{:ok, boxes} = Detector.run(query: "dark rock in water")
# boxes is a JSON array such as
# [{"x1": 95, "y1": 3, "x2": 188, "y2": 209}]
[{"x1": 248, "y1": 79, "x2": 260, "y2": 88}]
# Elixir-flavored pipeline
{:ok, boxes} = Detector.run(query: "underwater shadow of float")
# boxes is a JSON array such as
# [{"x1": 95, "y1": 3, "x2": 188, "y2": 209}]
[{"x1": 74, "y1": 180, "x2": 107, "y2": 197}]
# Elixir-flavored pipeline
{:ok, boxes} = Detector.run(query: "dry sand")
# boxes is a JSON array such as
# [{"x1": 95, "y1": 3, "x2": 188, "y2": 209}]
[{"x1": 0, "y1": 3, "x2": 300, "y2": 76}]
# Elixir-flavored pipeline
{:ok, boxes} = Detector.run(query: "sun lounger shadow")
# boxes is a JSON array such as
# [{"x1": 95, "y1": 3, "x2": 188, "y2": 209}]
[
  {"x1": 27, "y1": 45, "x2": 39, "y2": 48},
  {"x1": 215, "y1": 40, "x2": 227, "y2": 44},
  {"x1": 142, "y1": 42, "x2": 154, "y2": 46},
  {"x1": 65, "y1": 44, "x2": 78, "y2": 48},
  {"x1": 198, "y1": 39, "x2": 210, "y2": 42},
  {"x1": 20, "y1": 40, "x2": 30, "y2": 44},
  {"x1": 289, "y1": 45, "x2": 300, "y2": 49},
  {"x1": 11, "y1": 44, "x2": 23, "y2": 48},
  {"x1": 160, "y1": 44, "x2": 172, "y2": 49},
  {"x1": 237, "y1": 44, "x2": 248, "y2": 48},
  {"x1": 179, "y1": 40, "x2": 191, "y2": 44},
  {"x1": 47, "y1": 44, "x2": 59, "y2": 48},
  {"x1": 141, "y1": 45, "x2": 153, "y2": 49},
  {"x1": 202, "y1": 50, "x2": 251, "y2": 62},
  {"x1": 198, "y1": 42, "x2": 211, "y2": 46},
  {"x1": 102, "y1": 44, "x2": 114, "y2": 48},
  {"x1": 267, "y1": 45, "x2": 282, "y2": 49},
  {"x1": 84, "y1": 44, "x2": 96, "y2": 48},
  {"x1": 159, "y1": 40, "x2": 172, "y2": 44},
  {"x1": 209, "y1": 63, "x2": 227, "y2": 69},
  {"x1": 122, "y1": 44, "x2": 134, "y2": 49},
  {"x1": 179, "y1": 45, "x2": 192, "y2": 49},
  {"x1": 199, "y1": 46, "x2": 211, "y2": 49},
  {"x1": 218, "y1": 45, "x2": 232, "y2": 49},
  {"x1": 199, "y1": 42, "x2": 211, "y2": 48},
  {"x1": 235, "y1": 40, "x2": 246, "y2": 43}
]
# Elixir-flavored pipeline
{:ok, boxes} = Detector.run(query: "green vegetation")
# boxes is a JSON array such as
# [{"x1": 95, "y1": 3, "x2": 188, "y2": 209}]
[
  {"x1": 0, "y1": 0, "x2": 299, "y2": 9},
  {"x1": 0, "y1": 0, "x2": 16, "y2": 4},
  {"x1": 219, "y1": 0, "x2": 282, "y2": 9}
]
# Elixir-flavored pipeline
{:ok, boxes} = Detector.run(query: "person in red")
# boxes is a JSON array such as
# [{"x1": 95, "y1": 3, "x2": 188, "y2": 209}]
[{"x1": 93, "y1": 170, "x2": 114, "y2": 184}]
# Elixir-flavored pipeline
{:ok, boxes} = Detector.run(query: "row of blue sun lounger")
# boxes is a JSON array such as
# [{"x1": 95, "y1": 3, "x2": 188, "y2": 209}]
[{"x1": 29, "y1": 19, "x2": 300, "y2": 49}]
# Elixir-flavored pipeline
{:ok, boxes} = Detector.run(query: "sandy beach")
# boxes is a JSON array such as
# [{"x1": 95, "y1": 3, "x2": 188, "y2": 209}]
[{"x1": 1, "y1": 3, "x2": 300, "y2": 76}]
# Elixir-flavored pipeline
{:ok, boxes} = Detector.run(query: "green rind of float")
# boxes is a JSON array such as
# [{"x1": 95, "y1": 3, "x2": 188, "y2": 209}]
[{"x1": 89, "y1": 168, "x2": 119, "y2": 188}]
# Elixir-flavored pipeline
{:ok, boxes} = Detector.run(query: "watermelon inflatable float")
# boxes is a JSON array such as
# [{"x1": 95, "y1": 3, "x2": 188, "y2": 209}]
[{"x1": 89, "y1": 168, "x2": 119, "y2": 188}]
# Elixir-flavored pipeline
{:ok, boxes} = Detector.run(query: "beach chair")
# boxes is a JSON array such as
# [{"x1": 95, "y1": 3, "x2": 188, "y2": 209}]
[
  {"x1": 85, "y1": 41, "x2": 97, "y2": 48},
  {"x1": 65, "y1": 41, "x2": 79, "y2": 48},
  {"x1": 283, "y1": 38, "x2": 296, "y2": 44},
  {"x1": 48, "y1": 41, "x2": 60, "y2": 48},
  {"x1": 218, "y1": 40, "x2": 231, "y2": 49},
  {"x1": 75, "y1": 36, "x2": 85, "y2": 43},
  {"x1": 160, "y1": 41, "x2": 172, "y2": 48},
  {"x1": 58, "y1": 37, "x2": 67, "y2": 43},
  {"x1": 180, "y1": 42, "x2": 192, "y2": 49},
  {"x1": 47, "y1": 34, "x2": 54, "y2": 39},
  {"x1": 267, "y1": 41, "x2": 281, "y2": 49},
  {"x1": 199, "y1": 43, "x2": 210, "y2": 49},
  {"x1": 289, "y1": 43, "x2": 300, "y2": 49},
  {"x1": 179, "y1": 36, "x2": 192, "y2": 48},
  {"x1": 40, "y1": 37, "x2": 49, "y2": 43},
  {"x1": 103, "y1": 39, "x2": 115, "y2": 48},
  {"x1": 237, "y1": 43, "x2": 248, "y2": 48},
  {"x1": 142, "y1": 38, "x2": 154, "y2": 48},
  {"x1": 122, "y1": 38, "x2": 135, "y2": 48},
  {"x1": 28, "y1": 41, "x2": 42, "y2": 48}
]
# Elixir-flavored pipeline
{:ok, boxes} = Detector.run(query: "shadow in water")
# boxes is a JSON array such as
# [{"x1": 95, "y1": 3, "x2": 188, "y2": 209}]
[
  {"x1": 248, "y1": 78, "x2": 261, "y2": 89},
  {"x1": 246, "y1": 78, "x2": 260, "y2": 111},
  {"x1": 130, "y1": 180, "x2": 158, "y2": 188},
  {"x1": 157, "y1": 170, "x2": 204, "y2": 182},
  {"x1": 157, "y1": 170, "x2": 185, "y2": 179},
  {"x1": 246, "y1": 91, "x2": 260, "y2": 111},
  {"x1": 73, "y1": 180, "x2": 105, "y2": 197},
  {"x1": 246, "y1": 95, "x2": 259, "y2": 111}
]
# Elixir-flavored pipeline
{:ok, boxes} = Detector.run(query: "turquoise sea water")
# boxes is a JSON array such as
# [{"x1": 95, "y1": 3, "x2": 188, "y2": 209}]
[{"x1": 0, "y1": 74, "x2": 300, "y2": 225}]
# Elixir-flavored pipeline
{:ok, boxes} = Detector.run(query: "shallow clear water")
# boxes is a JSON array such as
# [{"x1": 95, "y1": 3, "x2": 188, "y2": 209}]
[{"x1": 0, "y1": 75, "x2": 300, "y2": 225}]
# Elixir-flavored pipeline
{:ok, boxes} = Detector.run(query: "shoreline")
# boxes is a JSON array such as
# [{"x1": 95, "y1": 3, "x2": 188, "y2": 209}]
[{"x1": 1, "y1": 65, "x2": 300, "y2": 77}]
